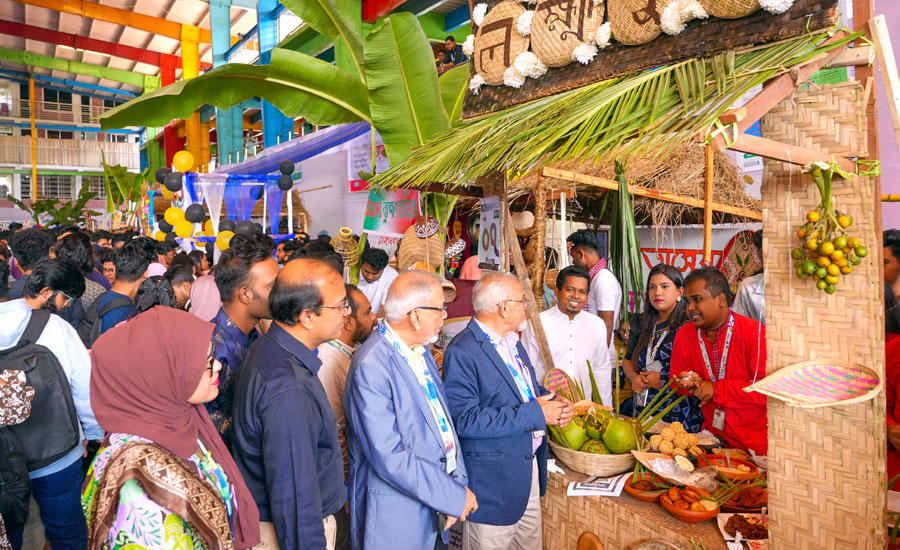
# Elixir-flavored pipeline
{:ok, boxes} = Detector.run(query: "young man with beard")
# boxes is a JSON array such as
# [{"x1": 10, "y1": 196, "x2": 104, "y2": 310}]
[
  {"x1": 92, "y1": 242, "x2": 150, "y2": 336},
  {"x1": 443, "y1": 272, "x2": 574, "y2": 550},
  {"x1": 317, "y1": 285, "x2": 377, "y2": 480},
  {"x1": 0, "y1": 258, "x2": 102, "y2": 550},
  {"x1": 521, "y1": 265, "x2": 613, "y2": 406},
  {"x1": 670, "y1": 266, "x2": 767, "y2": 455}
]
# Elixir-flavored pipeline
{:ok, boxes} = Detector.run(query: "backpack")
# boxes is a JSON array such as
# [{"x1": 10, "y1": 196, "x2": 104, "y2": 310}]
[
  {"x1": 0, "y1": 429, "x2": 31, "y2": 533},
  {"x1": 0, "y1": 309, "x2": 81, "y2": 471},
  {"x1": 77, "y1": 294, "x2": 133, "y2": 348}
]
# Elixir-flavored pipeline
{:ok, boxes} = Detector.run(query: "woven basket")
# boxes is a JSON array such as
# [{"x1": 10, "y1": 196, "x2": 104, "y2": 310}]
[
  {"x1": 606, "y1": 0, "x2": 675, "y2": 46},
  {"x1": 474, "y1": 1, "x2": 531, "y2": 85},
  {"x1": 699, "y1": 0, "x2": 759, "y2": 18},
  {"x1": 330, "y1": 227, "x2": 359, "y2": 267},
  {"x1": 398, "y1": 225, "x2": 444, "y2": 271},
  {"x1": 531, "y1": 0, "x2": 605, "y2": 68},
  {"x1": 549, "y1": 440, "x2": 638, "y2": 477},
  {"x1": 744, "y1": 359, "x2": 881, "y2": 408}
]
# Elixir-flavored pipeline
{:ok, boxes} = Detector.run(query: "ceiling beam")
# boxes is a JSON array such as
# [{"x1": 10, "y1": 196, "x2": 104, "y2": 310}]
[
  {"x1": 445, "y1": 4, "x2": 470, "y2": 31},
  {"x1": 400, "y1": 0, "x2": 446, "y2": 16},
  {"x1": 8, "y1": 0, "x2": 217, "y2": 43},
  {"x1": 0, "y1": 20, "x2": 213, "y2": 71},
  {"x1": 0, "y1": 67, "x2": 138, "y2": 97},
  {"x1": 0, "y1": 47, "x2": 161, "y2": 88}
]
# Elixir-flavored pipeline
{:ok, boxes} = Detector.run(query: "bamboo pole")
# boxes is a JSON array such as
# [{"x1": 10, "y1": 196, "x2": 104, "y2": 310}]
[
  {"x1": 28, "y1": 71, "x2": 37, "y2": 201},
  {"x1": 703, "y1": 143, "x2": 714, "y2": 263},
  {"x1": 532, "y1": 176, "x2": 547, "y2": 299}
]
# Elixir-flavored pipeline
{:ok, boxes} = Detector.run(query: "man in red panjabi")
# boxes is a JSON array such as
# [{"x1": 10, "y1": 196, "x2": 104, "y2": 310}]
[{"x1": 670, "y1": 266, "x2": 767, "y2": 455}]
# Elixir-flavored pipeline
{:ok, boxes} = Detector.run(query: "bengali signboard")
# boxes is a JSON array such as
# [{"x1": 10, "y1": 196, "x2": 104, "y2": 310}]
[
  {"x1": 463, "y1": 0, "x2": 839, "y2": 118},
  {"x1": 362, "y1": 188, "x2": 421, "y2": 237}
]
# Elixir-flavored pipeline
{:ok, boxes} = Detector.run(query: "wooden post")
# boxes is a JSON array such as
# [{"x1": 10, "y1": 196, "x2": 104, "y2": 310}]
[
  {"x1": 500, "y1": 173, "x2": 510, "y2": 273},
  {"x1": 703, "y1": 143, "x2": 714, "y2": 264},
  {"x1": 506, "y1": 206, "x2": 557, "y2": 376},
  {"x1": 869, "y1": 15, "x2": 900, "y2": 157},
  {"x1": 532, "y1": 177, "x2": 548, "y2": 299}
]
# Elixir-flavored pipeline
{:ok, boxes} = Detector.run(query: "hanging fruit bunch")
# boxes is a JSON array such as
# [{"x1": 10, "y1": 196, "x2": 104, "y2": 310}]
[{"x1": 791, "y1": 161, "x2": 868, "y2": 295}]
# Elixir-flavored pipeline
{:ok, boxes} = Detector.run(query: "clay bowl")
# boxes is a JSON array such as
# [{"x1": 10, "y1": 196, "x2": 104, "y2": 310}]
[
  {"x1": 623, "y1": 473, "x2": 669, "y2": 503},
  {"x1": 699, "y1": 455, "x2": 760, "y2": 482},
  {"x1": 660, "y1": 495, "x2": 720, "y2": 524}
]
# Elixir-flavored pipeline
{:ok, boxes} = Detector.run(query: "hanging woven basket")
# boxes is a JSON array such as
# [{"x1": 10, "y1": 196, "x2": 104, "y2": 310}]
[
  {"x1": 330, "y1": 227, "x2": 359, "y2": 267},
  {"x1": 743, "y1": 359, "x2": 881, "y2": 408}
]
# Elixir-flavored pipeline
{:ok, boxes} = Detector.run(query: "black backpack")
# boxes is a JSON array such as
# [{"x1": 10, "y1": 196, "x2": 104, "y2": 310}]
[
  {"x1": 0, "y1": 429, "x2": 31, "y2": 533},
  {"x1": 77, "y1": 294, "x2": 133, "y2": 348},
  {"x1": 0, "y1": 309, "x2": 81, "y2": 471}
]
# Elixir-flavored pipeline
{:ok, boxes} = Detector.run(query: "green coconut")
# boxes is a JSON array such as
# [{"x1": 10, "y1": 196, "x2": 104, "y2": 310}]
[
  {"x1": 560, "y1": 416, "x2": 587, "y2": 450},
  {"x1": 584, "y1": 415, "x2": 604, "y2": 440},
  {"x1": 579, "y1": 439, "x2": 608, "y2": 454},
  {"x1": 602, "y1": 417, "x2": 639, "y2": 454}
]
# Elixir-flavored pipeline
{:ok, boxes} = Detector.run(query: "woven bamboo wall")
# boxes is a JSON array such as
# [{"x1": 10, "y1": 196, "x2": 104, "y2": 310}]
[{"x1": 760, "y1": 81, "x2": 885, "y2": 549}]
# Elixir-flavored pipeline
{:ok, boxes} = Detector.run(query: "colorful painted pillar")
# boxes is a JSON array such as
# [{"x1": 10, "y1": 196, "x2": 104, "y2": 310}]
[
  {"x1": 160, "y1": 53, "x2": 178, "y2": 169},
  {"x1": 211, "y1": 0, "x2": 244, "y2": 165},
  {"x1": 258, "y1": 0, "x2": 293, "y2": 147},
  {"x1": 181, "y1": 24, "x2": 209, "y2": 172}
]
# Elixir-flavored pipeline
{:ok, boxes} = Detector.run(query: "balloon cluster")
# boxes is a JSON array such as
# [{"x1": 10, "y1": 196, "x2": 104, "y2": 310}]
[{"x1": 278, "y1": 160, "x2": 295, "y2": 191}]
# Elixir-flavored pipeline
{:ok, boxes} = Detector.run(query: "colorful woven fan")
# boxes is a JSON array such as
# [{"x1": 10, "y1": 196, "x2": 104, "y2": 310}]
[
  {"x1": 543, "y1": 368, "x2": 579, "y2": 402},
  {"x1": 744, "y1": 359, "x2": 881, "y2": 408}
]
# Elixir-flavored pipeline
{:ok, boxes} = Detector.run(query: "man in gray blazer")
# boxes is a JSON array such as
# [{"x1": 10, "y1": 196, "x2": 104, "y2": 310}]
[{"x1": 344, "y1": 270, "x2": 478, "y2": 549}]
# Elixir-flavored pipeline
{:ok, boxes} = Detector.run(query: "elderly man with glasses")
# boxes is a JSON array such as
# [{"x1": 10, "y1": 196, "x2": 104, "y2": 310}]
[
  {"x1": 344, "y1": 270, "x2": 478, "y2": 550},
  {"x1": 443, "y1": 272, "x2": 574, "y2": 550}
]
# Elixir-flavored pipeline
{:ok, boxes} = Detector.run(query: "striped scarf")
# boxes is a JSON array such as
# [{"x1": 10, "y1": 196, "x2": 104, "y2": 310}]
[{"x1": 584, "y1": 258, "x2": 608, "y2": 311}]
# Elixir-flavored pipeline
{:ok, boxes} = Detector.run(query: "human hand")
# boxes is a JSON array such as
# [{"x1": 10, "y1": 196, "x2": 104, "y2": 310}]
[
  {"x1": 537, "y1": 393, "x2": 566, "y2": 426},
  {"x1": 642, "y1": 371, "x2": 662, "y2": 389},
  {"x1": 555, "y1": 396, "x2": 575, "y2": 427},
  {"x1": 889, "y1": 425, "x2": 900, "y2": 452},
  {"x1": 83, "y1": 440, "x2": 88, "y2": 457},
  {"x1": 444, "y1": 515, "x2": 458, "y2": 531},
  {"x1": 693, "y1": 381, "x2": 715, "y2": 406},
  {"x1": 674, "y1": 371, "x2": 701, "y2": 390},
  {"x1": 461, "y1": 487, "x2": 478, "y2": 520},
  {"x1": 630, "y1": 373, "x2": 647, "y2": 393}
]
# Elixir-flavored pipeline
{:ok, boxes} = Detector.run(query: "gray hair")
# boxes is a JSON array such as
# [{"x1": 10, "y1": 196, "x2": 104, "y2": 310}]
[
  {"x1": 383, "y1": 270, "x2": 444, "y2": 323},
  {"x1": 472, "y1": 272, "x2": 520, "y2": 314}
]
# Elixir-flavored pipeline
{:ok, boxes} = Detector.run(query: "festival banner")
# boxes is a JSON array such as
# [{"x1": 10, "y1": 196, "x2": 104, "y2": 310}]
[
  {"x1": 362, "y1": 188, "x2": 421, "y2": 237},
  {"x1": 348, "y1": 144, "x2": 390, "y2": 193}
]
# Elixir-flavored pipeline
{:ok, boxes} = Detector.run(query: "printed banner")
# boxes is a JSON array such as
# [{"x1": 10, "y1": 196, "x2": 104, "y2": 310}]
[
  {"x1": 362, "y1": 188, "x2": 421, "y2": 236},
  {"x1": 478, "y1": 196, "x2": 501, "y2": 271},
  {"x1": 348, "y1": 144, "x2": 390, "y2": 193}
]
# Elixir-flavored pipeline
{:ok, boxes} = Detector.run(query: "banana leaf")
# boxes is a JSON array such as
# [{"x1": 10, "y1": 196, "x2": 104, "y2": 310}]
[
  {"x1": 364, "y1": 13, "x2": 450, "y2": 165},
  {"x1": 279, "y1": 0, "x2": 366, "y2": 82},
  {"x1": 100, "y1": 49, "x2": 370, "y2": 130},
  {"x1": 439, "y1": 64, "x2": 470, "y2": 127}
]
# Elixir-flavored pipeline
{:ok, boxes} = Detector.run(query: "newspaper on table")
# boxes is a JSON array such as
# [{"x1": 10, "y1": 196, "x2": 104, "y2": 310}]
[{"x1": 566, "y1": 473, "x2": 630, "y2": 497}]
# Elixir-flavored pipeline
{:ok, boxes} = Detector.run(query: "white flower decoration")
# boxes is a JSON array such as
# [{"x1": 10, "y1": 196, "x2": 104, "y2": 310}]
[
  {"x1": 683, "y1": 0, "x2": 708, "y2": 19},
  {"x1": 469, "y1": 74, "x2": 486, "y2": 94},
  {"x1": 572, "y1": 43, "x2": 598, "y2": 65},
  {"x1": 759, "y1": 0, "x2": 794, "y2": 14},
  {"x1": 592, "y1": 0, "x2": 604, "y2": 5},
  {"x1": 473, "y1": 3, "x2": 489, "y2": 26},
  {"x1": 462, "y1": 35, "x2": 475, "y2": 57},
  {"x1": 517, "y1": 10, "x2": 534, "y2": 36},
  {"x1": 660, "y1": 0, "x2": 708, "y2": 36},
  {"x1": 513, "y1": 51, "x2": 547, "y2": 78},
  {"x1": 593, "y1": 22, "x2": 612, "y2": 49},
  {"x1": 503, "y1": 66, "x2": 526, "y2": 88}
]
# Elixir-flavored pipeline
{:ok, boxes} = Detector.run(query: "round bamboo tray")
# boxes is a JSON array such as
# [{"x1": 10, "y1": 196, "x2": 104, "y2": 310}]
[{"x1": 549, "y1": 440, "x2": 640, "y2": 477}]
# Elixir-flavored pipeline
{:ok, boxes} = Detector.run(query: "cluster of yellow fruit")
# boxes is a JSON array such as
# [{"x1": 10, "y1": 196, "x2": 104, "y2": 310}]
[
  {"x1": 792, "y1": 210, "x2": 868, "y2": 294},
  {"x1": 648, "y1": 421, "x2": 704, "y2": 458}
]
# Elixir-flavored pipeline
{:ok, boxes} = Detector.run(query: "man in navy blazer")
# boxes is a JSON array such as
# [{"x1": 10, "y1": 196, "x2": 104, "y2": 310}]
[
  {"x1": 444, "y1": 272, "x2": 574, "y2": 550},
  {"x1": 345, "y1": 270, "x2": 478, "y2": 550}
]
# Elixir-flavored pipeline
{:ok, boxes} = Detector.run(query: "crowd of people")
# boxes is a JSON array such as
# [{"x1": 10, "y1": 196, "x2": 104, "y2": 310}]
[{"x1": 0, "y1": 220, "x2": 894, "y2": 550}]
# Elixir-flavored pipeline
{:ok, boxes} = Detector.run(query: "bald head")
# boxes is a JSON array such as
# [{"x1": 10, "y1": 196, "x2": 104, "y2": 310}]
[
  {"x1": 383, "y1": 270, "x2": 443, "y2": 323},
  {"x1": 270, "y1": 259, "x2": 345, "y2": 325}
]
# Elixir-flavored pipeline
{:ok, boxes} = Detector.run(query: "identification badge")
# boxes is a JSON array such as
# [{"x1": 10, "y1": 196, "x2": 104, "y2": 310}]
[
  {"x1": 712, "y1": 408, "x2": 726, "y2": 431},
  {"x1": 533, "y1": 430, "x2": 546, "y2": 439},
  {"x1": 635, "y1": 389, "x2": 649, "y2": 407},
  {"x1": 445, "y1": 451, "x2": 457, "y2": 475}
]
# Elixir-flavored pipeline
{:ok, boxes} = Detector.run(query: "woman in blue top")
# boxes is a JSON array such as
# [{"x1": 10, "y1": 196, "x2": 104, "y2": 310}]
[{"x1": 623, "y1": 264, "x2": 704, "y2": 432}]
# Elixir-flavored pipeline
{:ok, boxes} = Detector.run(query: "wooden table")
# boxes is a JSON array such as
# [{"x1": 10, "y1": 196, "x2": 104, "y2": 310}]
[{"x1": 541, "y1": 461, "x2": 728, "y2": 550}]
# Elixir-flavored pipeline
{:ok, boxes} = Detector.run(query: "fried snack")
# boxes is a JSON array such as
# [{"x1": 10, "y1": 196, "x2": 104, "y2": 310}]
[
  {"x1": 673, "y1": 500, "x2": 690, "y2": 510},
  {"x1": 673, "y1": 433, "x2": 691, "y2": 449},
  {"x1": 691, "y1": 486, "x2": 712, "y2": 498},
  {"x1": 670, "y1": 421, "x2": 686, "y2": 434},
  {"x1": 688, "y1": 433, "x2": 699, "y2": 446},
  {"x1": 724, "y1": 514, "x2": 768, "y2": 540},
  {"x1": 649, "y1": 434, "x2": 663, "y2": 450},
  {"x1": 658, "y1": 440, "x2": 675, "y2": 455},
  {"x1": 712, "y1": 447, "x2": 752, "y2": 461},
  {"x1": 667, "y1": 487, "x2": 681, "y2": 501},
  {"x1": 689, "y1": 445, "x2": 705, "y2": 457},
  {"x1": 734, "y1": 486, "x2": 768, "y2": 508},
  {"x1": 632, "y1": 480, "x2": 653, "y2": 491},
  {"x1": 660, "y1": 427, "x2": 676, "y2": 441},
  {"x1": 690, "y1": 501, "x2": 706, "y2": 512},
  {"x1": 672, "y1": 447, "x2": 688, "y2": 457},
  {"x1": 681, "y1": 489, "x2": 699, "y2": 503}
]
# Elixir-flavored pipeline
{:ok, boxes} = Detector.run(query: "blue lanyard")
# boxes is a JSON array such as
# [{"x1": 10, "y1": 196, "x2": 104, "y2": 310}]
[
  {"x1": 490, "y1": 339, "x2": 536, "y2": 402},
  {"x1": 645, "y1": 327, "x2": 669, "y2": 367},
  {"x1": 698, "y1": 313, "x2": 735, "y2": 382}
]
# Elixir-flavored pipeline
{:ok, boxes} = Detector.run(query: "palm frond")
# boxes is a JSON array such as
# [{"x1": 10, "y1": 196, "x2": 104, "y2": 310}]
[{"x1": 372, "y1": 30, "x2": 860, "y2": 190}]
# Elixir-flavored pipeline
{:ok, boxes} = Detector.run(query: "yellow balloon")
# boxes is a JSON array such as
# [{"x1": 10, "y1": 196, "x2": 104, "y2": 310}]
[
  {"x1": 164, "y1": 207, "x2": 185, "y2": 226},
  {"x1": 154, "y1": 230, "x2": 167, "y2": 241},
  {"x1": 160, "y1": 186, "x2": 175, "y2": 200},
  {"x1": 216, "y1": 230, "x2": 235, "y2": 250},
  {"x1": 173, "y1": 150, "x2": 195, "y2": 173},
  {"x1": 204, "y1": 219, "x2": 214, "y2": 234},
  {"x1": 174, "y1": 220, "x2": 194, "y2": 238}
]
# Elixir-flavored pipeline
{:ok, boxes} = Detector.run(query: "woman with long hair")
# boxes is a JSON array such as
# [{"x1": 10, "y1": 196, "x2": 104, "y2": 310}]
[
  {"x1": 623, "y1": 264, "x2": 703, "y2": 431},
  {"x1": 884, "y1": 283, "x2": 900, "y2": 489},
  {"x1": 83, "y1": 307, "x2": 259, "y2": 549}
]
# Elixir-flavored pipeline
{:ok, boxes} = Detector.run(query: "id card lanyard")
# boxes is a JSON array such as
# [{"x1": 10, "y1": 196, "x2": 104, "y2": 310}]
[
  {"x1": 489, "y1": 339, "x2": 545, "y2": 439},
  {"x1": 636, "y1": 327, "x2": 669, "y2": 407},
  {"x1": 697, "y1": 313, "x2": 735, "y2": 430}
]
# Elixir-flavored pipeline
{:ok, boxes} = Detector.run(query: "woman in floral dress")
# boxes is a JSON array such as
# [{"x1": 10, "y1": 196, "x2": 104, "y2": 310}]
[{"x1": 83, "y1": 307, "x2": 259, "y2": 550}]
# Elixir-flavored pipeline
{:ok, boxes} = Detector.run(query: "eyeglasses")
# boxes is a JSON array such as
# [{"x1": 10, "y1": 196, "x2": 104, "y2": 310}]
[
  {"x1": 498, "y1": 297, "x2": 531, "y2": 308},
  {"x1": 408, "y1": 305, "x2": 448, "y2": 318},
  {"x1": 321, "y1": 301, "x2": 352, "y2": 313},
  {"x1": 53, "y1": 291, "x2": 75, "y2": 308},
  {"x1": 205, "y1": 344, "x2": 218, "y2": 373}
]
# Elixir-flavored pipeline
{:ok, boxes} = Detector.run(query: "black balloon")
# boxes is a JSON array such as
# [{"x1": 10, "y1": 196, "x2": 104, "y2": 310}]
[
  {"x1": 219, "y1": 219, "x2": 236, "y2": 232},
  {"x1": 205, "y1": 241, "x2": 215, "y2": 258},
  {"x1": 155, "y1": 167, "x2": 172, "y2": 184},
  {"x1": 164, "y1": 232, "x2": 178, "y2": 244},
  {"x1": 235, "y1": 220, "x2": 256, "y2": 236},
  {"x1": 157, "y1": 219, "x2": 173, "y2": 233},
  {"x1": 279, "y1": 159, "x2": 295, "y2": 175},
  {"x1": 252, "y1": 185, "x2": 265, "y2": 200},
  {"x1": 164, "y1": 171, "x2": 183, "y2": 192},
  {"x1": 277, "y1": 174, "x2": 293, "y2": 191},
  {"x1": 185, "y1": 203, "x2": 206, "y2": 224}
]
